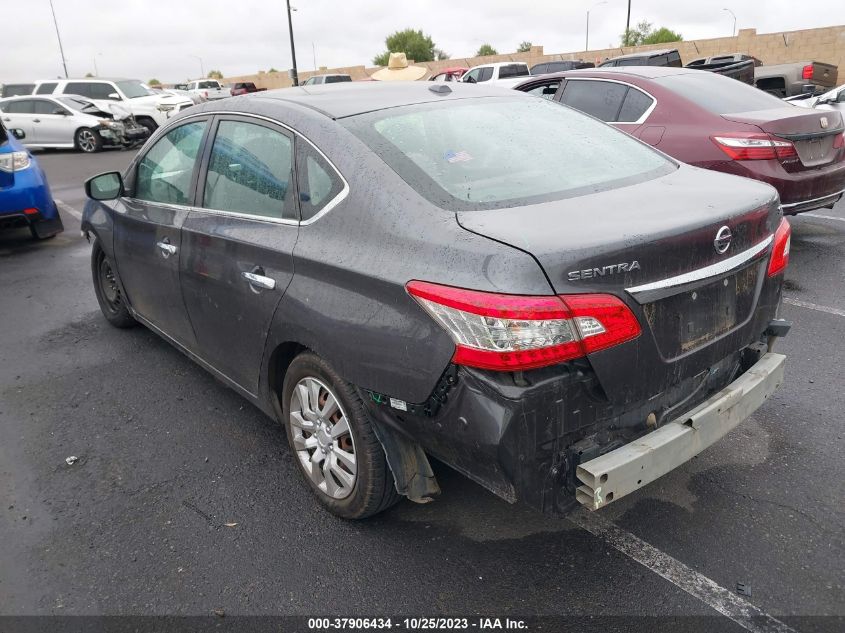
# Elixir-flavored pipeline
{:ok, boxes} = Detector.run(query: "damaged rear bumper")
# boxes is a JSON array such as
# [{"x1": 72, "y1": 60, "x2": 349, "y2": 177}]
[{"x1": 575, "y1": 352, "x2": 785, "y2": 510}]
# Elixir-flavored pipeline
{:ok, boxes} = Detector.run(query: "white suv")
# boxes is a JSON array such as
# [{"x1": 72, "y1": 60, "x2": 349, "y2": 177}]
[
  {"x1": 30, "y1": 78, "x2": 193, "y2": 133},
  {"x1": 461, "y1": 62, "x2": 530, "y2": 85}
]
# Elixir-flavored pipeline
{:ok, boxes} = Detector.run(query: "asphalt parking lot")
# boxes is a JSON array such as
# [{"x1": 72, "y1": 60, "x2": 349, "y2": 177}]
[{"x1": 1, "y1": 148, "x2": 843, "y2": 631}]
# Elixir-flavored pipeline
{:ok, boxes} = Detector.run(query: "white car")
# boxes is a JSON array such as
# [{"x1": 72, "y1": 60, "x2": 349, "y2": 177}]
[
  {"x1": 183, "y1": 79, "x2": 229, "y2": 100},
  {"x1": 302, "y1": 74, "x2": 353, "y2": 85},
  {"x1": 0, "y1": 95, "x2": 149, "y2": 152},
  {"x1": 789, "y1": 83, "x2": 845, "y2": 114},
  {"x1": 461, "y1": 62, "x2": 530, "y2": 85},
  {"x1": 29, "y1": 78, "x2": 193, "y2": 133}
]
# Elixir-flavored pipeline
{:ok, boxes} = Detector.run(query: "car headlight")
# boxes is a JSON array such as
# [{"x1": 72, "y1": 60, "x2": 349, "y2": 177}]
[
  {"x1": 156, "y1": 104, "x2": 175, "y2": 112},
  {"x1": 0, "y1": 151, "x2": 31, "y2": 173},
  {"x1": 98, "y1": 119, "x2": 122, "y2": 130}
]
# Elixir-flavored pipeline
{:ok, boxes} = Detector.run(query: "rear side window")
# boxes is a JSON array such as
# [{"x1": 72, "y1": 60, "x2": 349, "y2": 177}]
[
  {"x1": 617, "y1": 88, "x2": 654, "y2": 122},
  {"x1": 198, "y1": 81, "x2": 220, "y2": 89},
  {"x1": 36, "y1": 82, "x2": 57, "y2": 95},
  {"x1": 522, "y1": 81, "x2": 561, "y2": 99},
  {"x1": 64, "y1": 82, "x2": 93, "y2": 98},
  {"x1": 561, "y1": 80, "x2": 628, "y2": 122},
  {"x1": 3, "y1": 100, "x2": 37, "y2": 114},
  {"x1": 135, "y1": 121, "x2": 207, "y2": 205},
  {"x1": 296, "y1": 143, "x2": 345, "y2": 221},
  {"x1": 326, "y1": 75, "x2": 351, "y2": 83},
  {"x1": 1, "y1": 84, "x2": 35, "y2": 97},
  {"x1": 203, "y1": 119, "x2": 295, "y2": 220},
  {"x1": 478, "y1": 67, "x2": 494, "y2": 82},
  {"x1": 499, "y1": 64, "x2": 529, "y2": 79},
  {"x1": 656, "y1": 72, "x2": 788, "y2": 114},
  {"x1": 344, "y1": 97, "x2": 673, "y2": 211}
]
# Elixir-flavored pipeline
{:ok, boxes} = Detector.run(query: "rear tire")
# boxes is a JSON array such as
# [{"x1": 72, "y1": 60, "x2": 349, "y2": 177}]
[
  {"x1": 75, "y1": 128, "x2": 102, "y2": 153},
  {"x1": 282, "y1": 352, "x2": 400, "y2": 519},
  {"x1": 91, "y1": 243, "x2": 136, "y2": 328}
]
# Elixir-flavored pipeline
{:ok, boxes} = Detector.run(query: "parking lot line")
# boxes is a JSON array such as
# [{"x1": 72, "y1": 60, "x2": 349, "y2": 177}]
[
  {"x1": 802, "y1": 213, "x2": 845, "y2": 223},
  {"x1": 54, "y1": 199, "x2": 82, "y2": 221},
  {"x1": 783, "y1": 297, "x2": 845, "y2": 318},
  {"x1": 568, "y1": 509, "x2": 796, "y2": 633}
]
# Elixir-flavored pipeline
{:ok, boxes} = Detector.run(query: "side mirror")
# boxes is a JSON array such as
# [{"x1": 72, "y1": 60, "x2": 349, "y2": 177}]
[
  {"x1": 837, "y1": 91, "x2": 845, "y2": 103},
  {"x1": 464, "y1": 76, "x2": 477, "y2": 84},
  {"x1": 10, "y1": 128, "x2": 26, "y2": 140},
  {"x1": 107, "y1": 92, "x2": 121, "y2": 101},
  {"x1": 85, "y1": 171, "x2": 124, "y2": 201}
]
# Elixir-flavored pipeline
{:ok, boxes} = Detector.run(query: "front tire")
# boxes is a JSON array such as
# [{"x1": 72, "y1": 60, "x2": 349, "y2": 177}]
[
  {"x1": 75, "y1": 128, "x2": 102, "y2": 153},
  {"x1": 136, "y1": 117, "x2": 158, "y2": 135},
  {"x1": 91, "y1": 243, "x2": 136, "y2": 328},
  {"x1": 282, "y1": 352, "x2": 400, "y2": 519}
]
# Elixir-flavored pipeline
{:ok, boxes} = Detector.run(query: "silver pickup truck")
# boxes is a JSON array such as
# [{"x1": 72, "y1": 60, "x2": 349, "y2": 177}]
[
  {"x1": 184, "y1": 79, "x2": 229, "y2": 101},
  {"x1": 754, "y1": 61, "x2": 838, "y2": 97}
]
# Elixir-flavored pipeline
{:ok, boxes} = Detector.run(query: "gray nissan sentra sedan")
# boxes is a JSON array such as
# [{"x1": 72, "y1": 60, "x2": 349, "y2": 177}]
[{"x1": 82, "y1": 82, "x2": 792, "y2": 519}]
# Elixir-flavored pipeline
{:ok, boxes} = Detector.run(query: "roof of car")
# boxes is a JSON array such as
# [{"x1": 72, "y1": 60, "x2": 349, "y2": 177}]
[
  {"x1": 514, "y1": 66, "x2": 699, "y2": 84},
  {"x1": 241, "y1": 81, "x2": 525, "y2": 119},
  {"x1": 603, "y1": 48, "x2": 678, "y2": 61}
]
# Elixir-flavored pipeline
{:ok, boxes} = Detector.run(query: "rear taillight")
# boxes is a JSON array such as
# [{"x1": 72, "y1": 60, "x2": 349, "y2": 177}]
[
  {"x1": 802, "y1": 64, "x2": 813, "y2": 80},
  {"x1": 406, "y1": 281, "x2": 641, "y2": 371},
  {"x1": 834, "y1": 132, "x2": 845, "y2": 150},
  {"x1": 767, "y1": 218, "x2": 791, "y2": 277},
  {"x1": 712, "y1": 134, "x2": 797, "y2": 161}
]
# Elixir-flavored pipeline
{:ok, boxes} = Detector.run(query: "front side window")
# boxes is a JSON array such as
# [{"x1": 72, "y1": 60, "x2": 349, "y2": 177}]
[
  {"x1": 560, "y1": 80, "x2": 628, "y2": 122},
  {"x1": 63, "y1": 82, "x2": 93, "y2": 98},
  {"x1": 203, "y1": 119, "x2": 295, "y2": 220},
  {"x1": 463, "y1": 69, "x2": 481, "y2": 83},
  {"x1": 135, "y1": 121, "x2": 207, "y2": 205},
  {"x1": 478, "y1": 67, "x2": 494, "y2": 82},
  {"x1": 296, "y1": 144, "x2": 345, "y2": 221},
  {"x1": 343, "y1": 96, "x2": 673, "y2": 212},
  {"x1": 33, "y1": 100, "x2": 64, "y2": 115},
  {"x1": 499, "y1": 64, "x2": 529, "y2": 79}
]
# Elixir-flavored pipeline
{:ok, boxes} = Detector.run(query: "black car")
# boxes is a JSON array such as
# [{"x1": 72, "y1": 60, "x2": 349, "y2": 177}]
[
  {"x1": 530, "y1": 60, "x2": 594, "y2": 74},
  {"x1": 599, "y1": 48, "x2": 682, "y2": 67},
  {"x1": 82, "y1": 83, "x2": 791, "y2": 519}
]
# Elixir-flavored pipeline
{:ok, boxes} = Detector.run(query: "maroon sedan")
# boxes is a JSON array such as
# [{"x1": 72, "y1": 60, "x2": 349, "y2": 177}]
[{"x1": 513, "y1": 67, "x2": 845, "y2": 214}]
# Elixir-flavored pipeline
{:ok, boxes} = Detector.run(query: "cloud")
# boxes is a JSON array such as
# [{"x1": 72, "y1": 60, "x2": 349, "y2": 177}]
[{"x1": 3, "y1": 0, "x2": 844, "y2": 83}]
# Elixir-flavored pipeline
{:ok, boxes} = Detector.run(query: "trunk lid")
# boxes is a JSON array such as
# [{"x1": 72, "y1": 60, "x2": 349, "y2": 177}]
[
  {"x1": 456, "y1": 165, "x2": 778, "y2": 297},
  {"x1": 722, "y1": 107, "x2": 844, "y2": 168},
  {"x1": 456, "y1": 166, "x2": 781, "y2": 401}
]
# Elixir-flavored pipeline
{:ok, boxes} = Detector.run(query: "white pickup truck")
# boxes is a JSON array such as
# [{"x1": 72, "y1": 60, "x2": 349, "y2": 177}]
[{"x1": 184, "y1": 79, "x2": 229, "y2": 100}]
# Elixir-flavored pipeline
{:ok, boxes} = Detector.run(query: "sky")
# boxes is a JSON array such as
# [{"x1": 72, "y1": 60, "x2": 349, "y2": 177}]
[{"x1": 4, "y1": 0, "x2": 845, "y2": 83}]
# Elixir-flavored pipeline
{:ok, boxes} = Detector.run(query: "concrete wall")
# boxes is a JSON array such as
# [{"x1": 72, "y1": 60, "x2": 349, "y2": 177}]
[{"x1": 223, "y1": 25, "x2": 845, "y2": 88}]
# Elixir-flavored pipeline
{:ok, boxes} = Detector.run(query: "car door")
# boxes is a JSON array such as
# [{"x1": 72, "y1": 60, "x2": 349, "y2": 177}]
[
  {"x1": 0, "y1": 99, "x2": 38, "y2": 142},
  {"x1": 179, "y1": 115, "x2": 300, "y2": 394},
  {"x1": 113, "y1": 118, "x2": 210, "y2": 348},
  {"x1": 31, "y1": 98, "x2": 77, "y2": 145}
]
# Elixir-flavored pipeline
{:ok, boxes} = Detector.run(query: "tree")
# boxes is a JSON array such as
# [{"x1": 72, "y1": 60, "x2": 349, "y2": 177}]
[
  {"x1": 373, "y1": 28, "x2": 436, "y2": 65},
  {"x1": 84, "y1": 72, "x2": 94, "y2": 78},
  {"x1": 517, "y1": 41, "x2": 533, "y2": 53},
  {"x1": 148, "y1": 78, "x2": 161, "y2": 86},
  {"x1": 434, "y1": 48, "x2": 450, "y2": 61},
  {"x1": 207, "y1": 69, "x2": 223, "y2": 79},
  {"x1": 268, "y1": 67, "x2": 280, "y2": 73},
  {"x1": 476, "y1": 43, "x2": 498, "y2": 56},
  {"x1": 622, "y1": 20, "x2": 682, "y2": 46}
]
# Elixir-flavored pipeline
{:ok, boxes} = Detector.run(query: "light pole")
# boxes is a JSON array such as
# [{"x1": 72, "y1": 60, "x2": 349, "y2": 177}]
[
  {"x1": 92, "y1": 52, "x2": 102, "y2": 77},
  {"x1": 586, "y1": 1, "x2": 607, "y2": 51},
  {"x1": 188, "y1": 54, "x2": 205, "y2": 78},
  {"x1": 624, "y1": 0, "x2": 632, "y2": 46},
  {"x1": 286, "y1": 0, "x2": 299, "y2": 86},
  {"x1": 723, "y1": 8, "x2": 737, "y2": 37},
  {"x1": 48, "y1": 0, "x2": 68, "y2": 78}
]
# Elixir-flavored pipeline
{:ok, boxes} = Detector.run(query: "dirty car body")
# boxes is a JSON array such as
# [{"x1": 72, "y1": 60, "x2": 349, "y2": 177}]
[{"x1": 81, "y1": 83, "x2": 791, "y2": 518}]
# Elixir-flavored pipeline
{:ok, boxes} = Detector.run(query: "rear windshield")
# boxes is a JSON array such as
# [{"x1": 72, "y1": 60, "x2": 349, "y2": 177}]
[
  {"x1": 343, "y1": 96, "x2": 674, "y2": 211},
  {"x1": 656, "y1": 72, "x2": 788, "y2": 114}
]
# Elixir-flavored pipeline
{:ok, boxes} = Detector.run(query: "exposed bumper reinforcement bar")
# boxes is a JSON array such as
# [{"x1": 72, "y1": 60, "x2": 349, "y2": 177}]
[{"x1": 576, "y1": 352, "x2": 786, "y2": 510}]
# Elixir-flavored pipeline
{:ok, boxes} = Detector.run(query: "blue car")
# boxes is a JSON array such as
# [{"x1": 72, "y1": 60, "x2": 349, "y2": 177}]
[{"x1": 0, "y1": 118, "x2": 63, "y2": 239}]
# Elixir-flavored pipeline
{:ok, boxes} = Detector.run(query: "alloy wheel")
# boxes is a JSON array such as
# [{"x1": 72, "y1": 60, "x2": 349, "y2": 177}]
[
  {"x1": 78, "y1": 130, "x2": 97, "y2": 152},
  {"x1": 289, "y1": 376, "x2": 357, "y2": 499}
]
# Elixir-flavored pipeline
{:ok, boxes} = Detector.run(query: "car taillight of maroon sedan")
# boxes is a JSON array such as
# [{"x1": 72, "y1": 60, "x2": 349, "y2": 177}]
[{"x1": 513, "y1": 67, "x2": 845, "y2": 215}]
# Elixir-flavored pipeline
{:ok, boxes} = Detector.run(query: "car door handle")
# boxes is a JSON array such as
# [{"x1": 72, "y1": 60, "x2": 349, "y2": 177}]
[
  {"x1": 32, "y1": 119, "x2": 41, "y2": 123},
  {"x1": 242, "y1": 270, "x2": 276, "y2": 290},
  {"x1": 156, "y1": 241, "x2": 177, "y2": 257}
]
